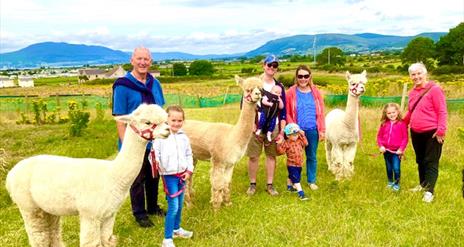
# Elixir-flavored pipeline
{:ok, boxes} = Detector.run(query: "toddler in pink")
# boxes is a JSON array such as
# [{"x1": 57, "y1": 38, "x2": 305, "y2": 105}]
[{"x1": 376, "y1": 103, "x2": 408, "y2": 191}]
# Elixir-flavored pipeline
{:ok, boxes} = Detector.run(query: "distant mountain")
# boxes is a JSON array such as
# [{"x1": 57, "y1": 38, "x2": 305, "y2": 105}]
[
  {"x1": 0, "y1": 42, "x2": 130, "y2": 68},
  {"x1": 0, "y1": 32, "x2": 447, "y2": 69},
  {"x1": 244, "y1": 32, "x2": 447, "y2": 57}
]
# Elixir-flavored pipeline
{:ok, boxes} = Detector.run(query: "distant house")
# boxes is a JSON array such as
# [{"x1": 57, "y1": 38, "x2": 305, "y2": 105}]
[
  {"x1": 18, "y1": 76, "x2": 34, "y2": 88},
  {"x1": 0, "y1": 76, "x2": 15, "y2": 88},
  {"x1": 149, "y1": 70, "x2": 161, "y2": 77},
  {"x1": 78, "y1": 66, "x2": 126, "y2": 82}
]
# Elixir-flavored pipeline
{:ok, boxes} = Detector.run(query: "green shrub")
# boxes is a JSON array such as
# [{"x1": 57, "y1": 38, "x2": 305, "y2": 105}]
[
  {"x1": 68, "y1": 101, "x2": 90, "y2": 137},
  {"x1": 433, "y1": 65, "x2": 464, "y2": 75}
]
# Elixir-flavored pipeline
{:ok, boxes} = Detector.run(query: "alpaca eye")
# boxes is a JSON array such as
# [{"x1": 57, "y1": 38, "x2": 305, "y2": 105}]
[{"x1": 145, "y1": 121, "x2": 152, "y2": 125}]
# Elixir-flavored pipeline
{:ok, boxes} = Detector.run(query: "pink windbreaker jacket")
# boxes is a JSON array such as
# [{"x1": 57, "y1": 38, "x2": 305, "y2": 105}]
[{"x1": 376, "y1": 120, "x2": 408, "y2": 152}]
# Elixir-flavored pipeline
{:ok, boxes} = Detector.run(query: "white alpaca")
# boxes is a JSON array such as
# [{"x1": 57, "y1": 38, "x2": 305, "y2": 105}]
[
  {"x1": 182, "y1": 75, "x2": 262, "y2": 209},
  {"x1": 6, "y1": 104, "x2": 169, "y2": 247},
  {"x1": 325, "y1": 71, "x2": 367, "y2": 180}
]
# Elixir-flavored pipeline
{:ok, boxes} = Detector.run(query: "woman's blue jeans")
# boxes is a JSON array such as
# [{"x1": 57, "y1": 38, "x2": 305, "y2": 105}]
[
  {"x1": 383, "y1": 152, "x2": 401, "y2": 185},
  {"x1": 304, "y1": 129, "x2": 319, "y2": 184},
  {"x1": 163, "y1": 175, "x2": 185, "y2": 239}
]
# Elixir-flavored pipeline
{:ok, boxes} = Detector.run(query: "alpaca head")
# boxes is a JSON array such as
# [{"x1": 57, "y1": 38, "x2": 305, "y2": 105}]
[
  {"x1": 235, "y1": 75, "x2": 262, "y2": 104},
  {"x1": 115, "y1": 104, "x2": 170, "y2": 140},
  {"x1": 346, "y1": 70, "x2": 367, "y2": 97}
]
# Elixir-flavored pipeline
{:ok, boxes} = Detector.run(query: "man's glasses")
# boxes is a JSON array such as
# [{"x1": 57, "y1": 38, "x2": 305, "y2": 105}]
[
  {"x1": 266, "y1": 63, "x2": 278, "y2": 69},
  {"x1": 297, "y1": 74, "x2": 310, "y2": 79}
]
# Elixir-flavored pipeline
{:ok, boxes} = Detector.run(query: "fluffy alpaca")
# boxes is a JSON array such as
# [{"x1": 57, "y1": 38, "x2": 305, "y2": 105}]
[
  {"x1": 182, "y1": 75, "x2": 262, "y2": 209},
  {"x1": 325, "y1": 70, "x2": 367, "y2": 180},
  {"x1": 6, "y1": 104, "x2": 169, "y2": 247}
]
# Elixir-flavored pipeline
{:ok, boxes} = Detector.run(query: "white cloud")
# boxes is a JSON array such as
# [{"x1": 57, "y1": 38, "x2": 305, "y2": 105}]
[{"x1": 1, "y1": 0, "x2": 462, "y2": 53}]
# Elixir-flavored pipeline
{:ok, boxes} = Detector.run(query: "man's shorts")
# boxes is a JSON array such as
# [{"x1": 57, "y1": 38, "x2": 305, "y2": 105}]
[
  {"x1": 246, "y1": 127, "x2": 279, "y2": 157},
  {"x1": 287, "y1": 166, "x2": 302, "y2": 184}
]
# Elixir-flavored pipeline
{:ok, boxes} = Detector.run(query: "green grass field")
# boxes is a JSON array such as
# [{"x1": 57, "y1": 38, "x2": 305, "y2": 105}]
[{"x1": 1, "y1": 102, "x2": 463, "y2": 246}]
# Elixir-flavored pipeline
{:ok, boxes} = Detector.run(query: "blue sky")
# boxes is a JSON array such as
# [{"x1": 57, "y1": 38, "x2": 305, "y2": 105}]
[{"x1": 0, "y1": 0, "x2": 462, "y2": 54}]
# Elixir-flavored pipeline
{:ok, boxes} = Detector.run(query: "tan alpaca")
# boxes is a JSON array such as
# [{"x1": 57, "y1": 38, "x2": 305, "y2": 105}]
[
  {"x1": 182, "y1": 75, "x2": 262, "y2": 209},
  {"x1": 325, "y1": 71, "x2": 367, "y2": 180}
]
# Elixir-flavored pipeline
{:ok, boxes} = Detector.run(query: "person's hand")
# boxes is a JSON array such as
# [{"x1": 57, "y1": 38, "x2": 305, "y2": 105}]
[
  {"x1": 276, "y1": 138, "x2": 283, "y2": 144},
  {"x1": 396, "y1": 150, "x2": 403, "y2": 155},
  {"x1": 275, "y1": 132, "x2": 285, "y2": 143},
  {"x1": 379, "y1": 146, "x2": 386, "y2": 153},
  {"x1": 432, "y1": 132, "x2": 445, "y2": 144},
  {"x1": 319, "y1": 132, "x2": 325, "y2": 141},
  {"x1": 181, "y1": 172, "x2": 191, "y2": 181}
]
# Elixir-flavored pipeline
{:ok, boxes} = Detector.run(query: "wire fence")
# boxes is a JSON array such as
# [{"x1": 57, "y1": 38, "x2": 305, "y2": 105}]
[{"x1": 1, "y1": 94, "x2": 463, "y2": 112}]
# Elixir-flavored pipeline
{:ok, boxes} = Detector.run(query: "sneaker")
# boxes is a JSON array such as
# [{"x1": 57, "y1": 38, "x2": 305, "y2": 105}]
[
  {"x1": 148, "y1": 207, "x2": 166, "y2": 216},
  {"x1": 266, "y1": 184, "x2": 279, "y2": 196},
  {"x1": 392, "y1": 184, "x2": 400, "y2": 191},
  {"x1": 409, "y1": 185, "x2": 424, "y2": 192},
  {"x1": 173, "y1": 227, "x2": 193, "y2": 239},
  {"x1": 255, "y1": 129, "x2": 261, "y2": 136},
  {"x1": 308, "y1": 183, "x2": 319, "y2": 190},
  {"x1": 246, "y1": 184, "x2": 256, "y2": 196},
  {"x1": 161, "y1": 238, "x2": 175, "y2": 247},
  {"x1": 287, "y1": 186, "x2": 297, "y2": 193},
  {"x1": 386, "y1": 182, "x2": 394, "y2": 189},
  {"x1": 422, "y1": 191, "x2": 434, "y2": 203},
  {"x1": 299, "y1": 194, "x2": 309, "y2": 201},
  {"x1": 135, "y1": 217, "x2": 154, "y2": 228}
]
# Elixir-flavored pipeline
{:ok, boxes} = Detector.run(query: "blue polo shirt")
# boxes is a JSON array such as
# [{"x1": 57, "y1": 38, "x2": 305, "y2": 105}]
[{"x1": 113, "y1": 72, "x2": 165, "y2": 150}]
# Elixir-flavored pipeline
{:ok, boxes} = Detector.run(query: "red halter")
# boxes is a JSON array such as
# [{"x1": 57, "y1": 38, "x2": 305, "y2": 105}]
[{"x1": 129, "y1": 122, "x2": 159, "y2": 141}]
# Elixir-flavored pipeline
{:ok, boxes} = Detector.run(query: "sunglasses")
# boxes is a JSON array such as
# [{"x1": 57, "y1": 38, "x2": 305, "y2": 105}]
[
  {"x1": 266, "y1": 63, "x2": 279, "y2": 69},
  {"x1": 297, "y1": 74, "x2": 310, "y2": 79}
]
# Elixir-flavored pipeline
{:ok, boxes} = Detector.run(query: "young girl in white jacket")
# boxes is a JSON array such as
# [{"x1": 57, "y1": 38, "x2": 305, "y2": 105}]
[{"x1": 152, "y1": 105, "x2": 194, "y2": 247}]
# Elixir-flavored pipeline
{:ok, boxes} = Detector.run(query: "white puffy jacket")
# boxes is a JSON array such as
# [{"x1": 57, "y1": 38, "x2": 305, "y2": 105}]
[{"x1": 152, "y1": 129, "x2": 194, "y2": 175}]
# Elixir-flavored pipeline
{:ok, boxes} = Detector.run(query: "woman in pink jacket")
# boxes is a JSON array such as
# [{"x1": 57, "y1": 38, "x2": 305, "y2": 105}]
[
  {"x1": 404, "y1": 62, "x2": 447, "y2": 203},
  {"x1": 286, "y1": 65, "x2": 325, "y2": 190},
  {"x1": 377, "y1": 103, "x2": 408, "y2": 191}
]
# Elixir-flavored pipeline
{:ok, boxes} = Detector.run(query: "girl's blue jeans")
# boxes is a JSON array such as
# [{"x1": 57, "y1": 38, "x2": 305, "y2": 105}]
[
  {"x1": 383, "y1": 152, "x2": 401, "y2": 184},
  {"x1": 304, "y1": 129, "x2": 319, "y2": 184},
  {"x1": 163, "y1": 175, "x2": 185, "y2": 239}
]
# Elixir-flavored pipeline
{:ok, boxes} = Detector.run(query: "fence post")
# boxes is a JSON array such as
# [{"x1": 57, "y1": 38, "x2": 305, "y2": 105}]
[
  {"x1": 223, "y1": 86, "x2": 229, "y2": 105},
  {"x1": 400, "y1": 83, "x2": 408, "y2": 112}
]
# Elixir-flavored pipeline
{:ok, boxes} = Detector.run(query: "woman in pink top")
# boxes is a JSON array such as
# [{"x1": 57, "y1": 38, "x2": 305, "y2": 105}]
[
  {"x1": 404, "y1": 62, "x2": 447, "y2": 203},
  {"x1": 377, "y1": 103, "x2": 408, "y2": 191}
]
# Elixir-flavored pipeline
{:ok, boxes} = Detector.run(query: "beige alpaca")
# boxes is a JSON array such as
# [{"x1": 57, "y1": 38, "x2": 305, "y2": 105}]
[
  {"x1": 325, "y1": 70, "x2": 367, "y2": 180},
  {"x1": 6, "y1": 104, "x2": 169, "y2": 247},
  {"x1": 182, "y1": 75, "x2": 262, "y2": 209}
]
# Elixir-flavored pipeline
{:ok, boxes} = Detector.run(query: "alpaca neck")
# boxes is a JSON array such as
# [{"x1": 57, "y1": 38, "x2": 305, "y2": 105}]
[
  {"x1": 230, "y1": 100, "x2": 256, "y2": 147},
  {"x1": 111, "y1": 127, "x2": 148, "y2": 192},
  {"x1": 344, "y1": 94, "x2": 359, "y2": 129}
]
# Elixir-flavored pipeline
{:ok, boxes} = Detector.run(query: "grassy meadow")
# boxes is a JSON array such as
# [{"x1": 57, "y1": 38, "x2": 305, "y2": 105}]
[{"x1": 0, "y1": 69, "x2": 463, "y2": 246}]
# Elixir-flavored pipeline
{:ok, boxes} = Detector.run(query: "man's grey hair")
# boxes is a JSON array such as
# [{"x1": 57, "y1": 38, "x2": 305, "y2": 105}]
[
  {"x1": 408, "y1": 62, "x2": 428, "y2": 75},
  {"x1": 132, "y1": 46, "x2": 151, "y2": 59}
]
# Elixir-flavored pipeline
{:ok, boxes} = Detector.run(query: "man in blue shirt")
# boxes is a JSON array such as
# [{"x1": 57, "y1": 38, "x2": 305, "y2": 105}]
[{"x1": 112, "y1": 47, "x2": 165, "y2": 228}]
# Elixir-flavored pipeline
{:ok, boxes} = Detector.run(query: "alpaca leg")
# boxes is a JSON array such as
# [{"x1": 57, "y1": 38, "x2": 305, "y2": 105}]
[
  {"x1": 331, "y1": 145, "x2": 344, "y2": 180},
  {"x1": 325, "y1": 141, "x2": 333, "y2": 171},
  {"x1": 100, "y1": 215, "x2": 117, "y2": 247},
  {"x1": 223, "y1": 166, "x2": 235, "y2": 206},
  {"x1": 342, "y1": 143, "x2": 357, "y2": 179},
  {"x1": 210, "y1": 165, "x2": 225, "y2": 209},
  {"x1": 184, "y1": 159, "x2": 197, "y2": 208},
  {"x1": 48, "y1": 215, "x2": 65, "y2": 247},
  {"x1": 19, "y1": 208, "x2": 52, "y2": 247},
  {"x1": 79, "y1": 216, "x2": 102, "y2": 247}
]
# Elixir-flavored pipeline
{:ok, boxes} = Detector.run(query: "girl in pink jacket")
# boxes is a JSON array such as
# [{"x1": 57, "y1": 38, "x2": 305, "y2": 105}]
[{"x1": 376, "y1": 103, "x2": 408, "y2": 191}]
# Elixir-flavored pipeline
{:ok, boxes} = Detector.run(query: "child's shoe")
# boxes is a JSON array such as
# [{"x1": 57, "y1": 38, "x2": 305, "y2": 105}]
[
  {"x1": 173, "y1": 227, "x2": 193, "y2": 238},
  {"x1": 162, "y1": 238, "x2": 175, "y2": 247},
  {"x1": 287, "y1": 185, "x2": 297, "y2": 193},
  {"x1": 386, "y1": 181, "x2": 394, "y2": 189},
  {"x1": 266, "y1": 131, "x2": 272, "y2": 142},
  {"x1": 392, "y1": 184, "x2": 400, "y2": 191}
]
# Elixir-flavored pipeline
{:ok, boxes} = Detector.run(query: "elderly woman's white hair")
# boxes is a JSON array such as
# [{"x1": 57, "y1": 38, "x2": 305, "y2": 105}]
[{"x1": 408, "y1": 62, "x2": 428, "y2": 75}]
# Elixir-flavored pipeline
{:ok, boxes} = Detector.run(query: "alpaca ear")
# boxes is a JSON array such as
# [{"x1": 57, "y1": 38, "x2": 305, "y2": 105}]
[
  {"x1": 361, "y1": 70, "x2": 367, "y2": 77},
  {"x1": 235, "y1": 75, "x2": 243, "y2": 86},
  {"x1": 345, "y1": 71, "x2": 351, "y2": 81}
]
